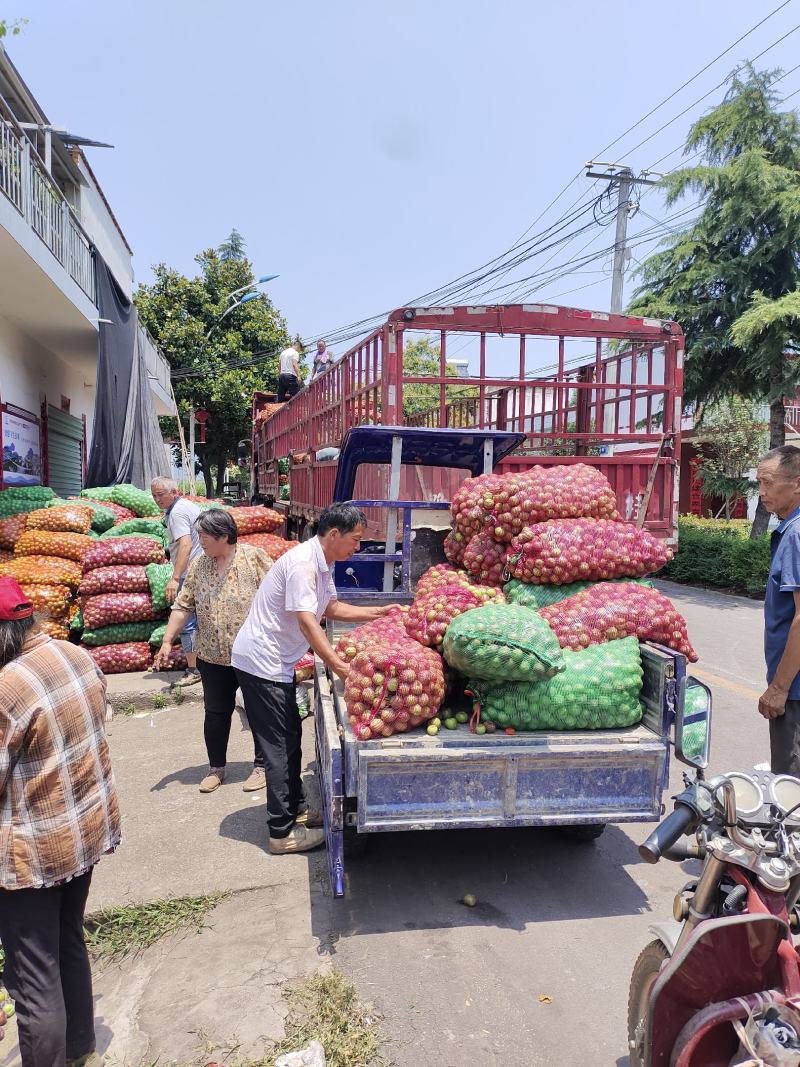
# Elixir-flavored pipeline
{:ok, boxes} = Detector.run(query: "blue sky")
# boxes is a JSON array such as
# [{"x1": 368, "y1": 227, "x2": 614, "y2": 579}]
[{"x1": 7, "y1": 0, "x2": 800, "y2": 357}]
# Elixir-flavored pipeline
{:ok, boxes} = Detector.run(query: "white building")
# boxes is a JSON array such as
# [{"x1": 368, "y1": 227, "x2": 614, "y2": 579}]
[{"x1": 0, "y1": 45, "x2": 173, "y2": 496}]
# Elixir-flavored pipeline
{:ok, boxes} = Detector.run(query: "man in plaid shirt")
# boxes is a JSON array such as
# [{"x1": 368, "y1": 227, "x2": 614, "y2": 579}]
[{"x1": 0, "y1": 577, "x2": 120, "y2": 1067}]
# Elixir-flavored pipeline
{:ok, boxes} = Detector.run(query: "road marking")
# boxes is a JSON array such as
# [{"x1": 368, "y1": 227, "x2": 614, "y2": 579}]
[{"x1": 690, "y1": 667, "x2": 761, "y2": 701}]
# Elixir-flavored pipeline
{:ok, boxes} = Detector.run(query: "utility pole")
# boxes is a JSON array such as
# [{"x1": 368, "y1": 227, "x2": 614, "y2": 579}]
[
  {"x1": 188, "y1": 400, "x2": 196, "y2": 495},
  {"x1": 585, "y1": 162, "x2": 660, "y2": 314}
]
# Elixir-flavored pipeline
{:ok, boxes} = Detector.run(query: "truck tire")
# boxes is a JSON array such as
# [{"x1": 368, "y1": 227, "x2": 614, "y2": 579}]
[
  {"x1": 627, "y1": 939, "x2": 669, "y2": 1067},
  {"x1": 561, "y1": 823, "x2": 606, "y2": 842}
]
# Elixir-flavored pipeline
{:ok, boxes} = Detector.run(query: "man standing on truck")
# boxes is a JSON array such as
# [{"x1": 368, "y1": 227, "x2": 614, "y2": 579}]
[
  {"x1": 232, "y1": 503, "x2": 390, "y2": 854},
  {"x1": 150, "y1": 477, "x2": 202, "y2": 687},
  {"x1": 757, "y1": 445, "x2": 800, "y2": 775},
  {"x1": 277, "y1": 340, "x2": 303, "y2": 401}
]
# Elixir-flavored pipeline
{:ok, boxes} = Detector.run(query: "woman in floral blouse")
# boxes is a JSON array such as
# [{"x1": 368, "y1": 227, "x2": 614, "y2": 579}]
[{"x1": 153, "y1": 509, "x2": 271, "y2": 793}]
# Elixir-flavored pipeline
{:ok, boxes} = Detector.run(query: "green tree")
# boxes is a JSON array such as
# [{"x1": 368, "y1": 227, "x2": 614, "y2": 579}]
[
  {"x1": 135, "y1": 248, "x2": 291, "y2": 496},
  {"x1": 0, "y1": 17, "x2": 27, "y2": 37},
  {"x1": 694, "y1": 396, "x2": 768, "y2": 518},
  {"x1": 218, "y1": 228, "x2": 246, "y2": 262},
  {"x1": 401, "y1": 337, "x2": 472, "y2": 419},
  {"x1": 628, "y1": 65, "x2": 800, "y2": 535}
]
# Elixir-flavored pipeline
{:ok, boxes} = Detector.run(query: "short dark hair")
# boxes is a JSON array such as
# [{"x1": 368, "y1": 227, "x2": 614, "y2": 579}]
[
  {"x1": 195, "y1": 508, "x2": 238, "y2": 544},
  {"x1": 761, "y1": 445, "x2": 800, "y2": 480},
  {"x1": 316, "y1": 502, "x2": 367, "y2": 537},
  {"x1": 0, "y1": 615, "x2": 37, "y2": 670}
]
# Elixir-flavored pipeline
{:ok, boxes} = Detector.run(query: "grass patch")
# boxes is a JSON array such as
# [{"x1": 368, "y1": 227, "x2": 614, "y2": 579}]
[
  {"x1": 152, "y1": 693, "x2": 167, "y2": 709},
  {"x1": 84, "y1": 892, "x2": 228, "y2": 962},
  {"x1": 173, "y1": 685, "x2": 185, "y2": 705},
  {"x1": 257, "y1": 970, "x2": 385, "y2": 1067},
  {"x1": 120, "y1": 702, "x2": 137, "y2": 717}
]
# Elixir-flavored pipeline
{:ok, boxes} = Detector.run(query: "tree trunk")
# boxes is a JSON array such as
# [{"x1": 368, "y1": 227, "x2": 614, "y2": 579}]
[
  {"x1": 199, "y1": 455, "x2": 213, "y2": 499},
  {"x1": 214, "y1": 450, "x2": 227, "y2": 497},
  {"x1": 750, "y1": 368, "x2": 786, "y2": 539}
]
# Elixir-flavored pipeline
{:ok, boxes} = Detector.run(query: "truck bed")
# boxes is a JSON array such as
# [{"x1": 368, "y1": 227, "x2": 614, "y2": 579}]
[{"x1": 315, "y1": 642, "x2": 677, "y2": 837}]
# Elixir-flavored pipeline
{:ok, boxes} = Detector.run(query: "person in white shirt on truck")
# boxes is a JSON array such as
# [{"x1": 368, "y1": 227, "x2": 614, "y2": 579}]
[
  {"x1": 277, "y1": 340, "x2": 303, "y2": 401},
  {"x1": 232, "y1": 503, "x2": 389, "y2": 854}
]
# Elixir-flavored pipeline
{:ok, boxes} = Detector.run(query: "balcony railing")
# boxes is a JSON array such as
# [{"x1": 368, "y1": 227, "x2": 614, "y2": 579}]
[
  {"x1": 0, "y1": 93, "x2": 96, "y2": 303},
  {"x1": 785, "y1": 404, "x2": 800, "y2": 432}
]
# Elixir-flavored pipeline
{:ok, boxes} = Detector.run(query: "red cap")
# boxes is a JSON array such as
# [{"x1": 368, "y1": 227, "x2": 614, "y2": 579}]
[{"x1": 0, "y1": 577, "x2": 34, "y2": 621}]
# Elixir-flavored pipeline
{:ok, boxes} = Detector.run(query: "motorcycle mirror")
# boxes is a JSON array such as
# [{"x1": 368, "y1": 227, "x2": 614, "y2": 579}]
[{"x1": 675, "y1": 677, "x2": 712, "y2": 771}]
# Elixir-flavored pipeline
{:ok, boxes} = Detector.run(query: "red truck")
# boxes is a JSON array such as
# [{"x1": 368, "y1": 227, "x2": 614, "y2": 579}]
[{"x1": 252, "y1": 303, "x2": 683, "y2": 546}]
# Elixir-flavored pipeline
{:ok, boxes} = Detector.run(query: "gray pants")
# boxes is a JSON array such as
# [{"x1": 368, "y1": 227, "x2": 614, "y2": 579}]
[{"x1": 770, "y1": 699, "x2": 800, "y2": 776}]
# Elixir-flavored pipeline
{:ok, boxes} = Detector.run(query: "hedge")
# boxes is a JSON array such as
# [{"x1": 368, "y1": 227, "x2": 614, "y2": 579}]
[{"x1": 661, "y1": 516, "x2": 770, "y2": 597}]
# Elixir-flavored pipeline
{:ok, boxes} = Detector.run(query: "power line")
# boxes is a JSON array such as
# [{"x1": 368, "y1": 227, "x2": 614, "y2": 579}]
[{"x1": 594, "y1": 0, "x2": 794, "y2": 160}]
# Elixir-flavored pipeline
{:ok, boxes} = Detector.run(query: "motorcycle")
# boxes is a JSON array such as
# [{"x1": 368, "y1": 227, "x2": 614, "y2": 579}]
[{"x1": 629, "y1": 681, "x2": 800, "y2": 1066}]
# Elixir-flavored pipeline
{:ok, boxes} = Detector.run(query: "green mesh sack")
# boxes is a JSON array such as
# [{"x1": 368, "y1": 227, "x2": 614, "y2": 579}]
[
  {"x1": 2, "y1": 486, "x2": 53, "y2": 502},
  {"x1": 278, "y1": 458, "x2": 290, "y2": 475},
  {"x1": 472, "y1": 636, "x2": 643, "y2": 731},
  {"x1": 101, "y1": 517, "x2": 166, "y2": 540},
  {"x1": 82, "y1": 621, "x2": 159, "y2": 646},
  {"x1": 70, "y1": 608, "x2": 84, "y2": 634},
  {"x1": 110, "y1": 484, "x2": 160, "y2": 517},
  {"x1": 146, "y1": 563, "x2": 173, "y2": 613},
  {"x1": 149, "y1": 621, "x2": 168, "y2": 646},
  {"x1": 504, "y1": 576, "x2": 654, "y2": 610},
  {"x1": 442, "y1": 603, "x2": 563, "y2": 682},
  {"x1": 279, "y1": 485, "x2": 290, "y2": 500},
  {"x1": 81, "y1": 486, "x2": 116, "y2": 502}
]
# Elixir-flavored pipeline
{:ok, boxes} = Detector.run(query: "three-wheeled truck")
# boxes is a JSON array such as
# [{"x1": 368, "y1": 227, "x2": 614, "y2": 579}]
[
  {"x1": 248, "y1": 304, "x2": 710, "y2": 897},
  {"x1": 311, "y1": 425, "x2": 710, "y2": 898}
]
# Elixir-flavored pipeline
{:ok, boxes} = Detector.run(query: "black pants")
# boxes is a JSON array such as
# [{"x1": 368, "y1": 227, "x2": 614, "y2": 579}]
[
  {"x1": 770, "y1": 698, "x2": 800, "y2": 776},
  {"x1": 197, "y1": 658, "x2": 265, "y2": 769},
  {"x1": 234, "y1": 669, "x2": 305, "y2": 838},
  {"x1": 277, "y1": 373, "x2": 299, "y2": 402},
  {"x1": 0, "y1": 870, "x2": 95, "y2": 1067}
]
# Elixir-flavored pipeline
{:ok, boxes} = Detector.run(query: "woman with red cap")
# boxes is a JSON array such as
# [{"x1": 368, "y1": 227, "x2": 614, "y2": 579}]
[{"x1": 0, "y1": 576, "x2": 120, "y2": 1067}]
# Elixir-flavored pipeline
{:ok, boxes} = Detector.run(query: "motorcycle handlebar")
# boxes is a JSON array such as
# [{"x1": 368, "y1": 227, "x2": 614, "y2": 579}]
[{"x1": 639, "y1": 802, "x2": 698, "y2": 865}]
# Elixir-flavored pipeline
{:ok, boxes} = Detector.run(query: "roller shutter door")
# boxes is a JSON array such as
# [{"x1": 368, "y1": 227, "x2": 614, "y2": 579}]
[{"x1": 47, "y1": 406, "x2": 84, "y2": 497}]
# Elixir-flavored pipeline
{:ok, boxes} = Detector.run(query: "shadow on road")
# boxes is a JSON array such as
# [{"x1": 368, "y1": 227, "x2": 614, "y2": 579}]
[
  {"x1": 309, "y1": 822, "x2": 652, "y2": 945},
  {"x1": 150, "y1": 759, "x2": 257, "y2": 791}
]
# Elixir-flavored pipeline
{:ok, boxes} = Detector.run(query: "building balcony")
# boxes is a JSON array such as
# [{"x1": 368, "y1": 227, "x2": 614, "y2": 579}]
[{"x1": 0, "y1": 92, "x2": 95, "y2": 305}]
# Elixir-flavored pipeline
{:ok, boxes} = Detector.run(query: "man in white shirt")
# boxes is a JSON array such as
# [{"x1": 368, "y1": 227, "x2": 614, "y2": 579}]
[
  {"x1": 151, "y1": 477, "x2": 203, "y2": 686},
  {"x1": 277, "y1": 341, "x2": 303, "y2": 402},
  {"x1": 232, "y1": 503, "x2": 389, "y2": 854}
]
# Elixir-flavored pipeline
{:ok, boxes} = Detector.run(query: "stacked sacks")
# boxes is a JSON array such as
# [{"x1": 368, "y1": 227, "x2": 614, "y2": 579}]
[
  {"x1": 0, "y1": 486, "x2": 54, "y2": 520},
  {"x1": 76, "y1": 537, "x2": 169, "y2": 671},
  {"x1": 462, "y1": 530, "x2": 510, "y2": 587},
  {"x1": 63, "y1": 498, "x2": 118, "y2": 533},
  {"x1": 110, "y1": 484, "x2": 160, "y2": 517},
  {"x1": 231, "y1": 506, "x2": 284, "y2": 536},
  {"x1": 539, "y1": 581, "x2": 697, "y2": 659},
  {"x1": 28, "y1": 503, "x2": 93, "y2": 534},
  {"x1": 506, "y1": 518, "x2": 672, "y2": 585},
  {"x1": 450, "y1": 464, "x2": 619, "y2": 545},
  {"x1": 470, "y1": 637, "x2": 644, "y2": 731},
  {"x1": 0, "y1": 555, "x2": 82, "y2": 588},
  {"x1": 15, "y1": 529, "x2": 93, "y2": 562},
  {"x1": 404, "y1": 583, "x2": 504, "y2": 648},
  {"x1": 239, "y1": 533, "x2": 298, "y2": 559},
  {"x1": 335, "y1": 606, "x2": 410, "y2": 662},
  {"x1": 100, "y1": 518, "x2": 168, "y2": 550},
  {"x1": 0, "y1": 514, "x2": 28, "y2": 551},
  {"x1": 504, "y1": 576, "x2": 653, "y2": 610}
]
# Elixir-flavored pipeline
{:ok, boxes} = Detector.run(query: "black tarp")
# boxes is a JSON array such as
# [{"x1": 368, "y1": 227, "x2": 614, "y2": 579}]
[{"x1": 86, "y1": 252, "x2": 169, "y2": 487}]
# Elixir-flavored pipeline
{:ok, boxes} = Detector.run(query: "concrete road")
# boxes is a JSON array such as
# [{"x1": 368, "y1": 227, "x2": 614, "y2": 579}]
[{"x1": 313, "y1": 581, "x2": 771, "y2": 1067}]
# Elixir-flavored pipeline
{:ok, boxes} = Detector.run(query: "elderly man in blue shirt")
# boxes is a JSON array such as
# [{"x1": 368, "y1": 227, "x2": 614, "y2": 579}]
[{"x1": 758, "y1": 445, "x2": 800, "y2": 775}]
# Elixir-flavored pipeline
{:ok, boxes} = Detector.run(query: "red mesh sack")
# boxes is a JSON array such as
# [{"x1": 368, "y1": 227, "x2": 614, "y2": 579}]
[
  {"x1": 451, "y1": 465, "x2": 620, "y2": 544},
  {"x1": 404, "y1": 583, "x2": 504, "y2": 647},
  {"x1": 89, "y1": 641, "x2": 153, "y2": 674},
  {"x1": 28, "y1": 505, "x2": 93, "y2": 534},
  {"x1": 238, "y1": 533, "x2": 298, "y2": 559},
  {"x1": 540, "y1": 581, "x2": 697, "y2": 660},
  {"x1": 295, "y1": 651, "x2": 314, "y2": 682},
  {"x1": 416, "y1": 564, "x2": 463, "y2": 597},
  {"x1": 232, "y1": 506, "x2": 284, "y2": 536},
  {"x1": 335, "y1": 606, "x2": 410, "y2": 662},
  {"x1": 83, "y1": 592, "x2": 162, "y2": 629},
  {"x1": 15, "y1": 529, "x2": 92, "y2": 562},
  {"x1": 72, "y1": 499, "x2": 136, "y2": 524},
  {"x1": 151, "y1": 644, "x2": 188, "y2": 672},
  {"x1": 507, "y1": 518, "x2": 673, "y2": 585},
  {"x1": 463, "y1": 530, "x2": 510, "y2": 586},
  {"x1": 0, "y1": 550, "x2": 12, "y2": 563},
  {"x1": 444, "y1": 530, "x2": 468, "y2": 567},
  {"x1": 78, "y1": 565, "x2": 150, "y2": 597},
  {"x1": 82, "y1": 537, "x2": 166, "y2": 571},
  {"x1": 0, "y1": 556, "x2": 82, "y2": 588},
  {"x1": 38, "y1": 619, "x2": 70, "y2": 640},
  {"x1": 344, "y1": 640, "x2": 445, "y2": 740},
  {"x1": 0, "y1": 513, "x2": 27, "y2": 549},
  {"x1": 20, "y1": 583, "x2": 72, "y2": 618}
]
